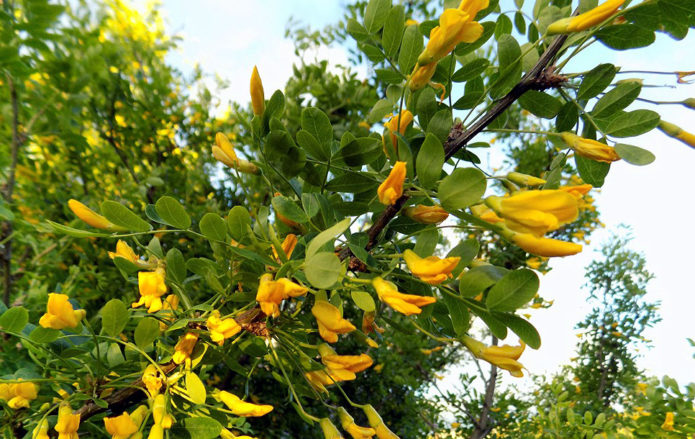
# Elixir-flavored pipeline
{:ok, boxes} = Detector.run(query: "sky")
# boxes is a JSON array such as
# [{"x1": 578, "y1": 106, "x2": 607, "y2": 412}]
[{"x1": 138, "y1": 0, "x2": 695, "y2": 385}]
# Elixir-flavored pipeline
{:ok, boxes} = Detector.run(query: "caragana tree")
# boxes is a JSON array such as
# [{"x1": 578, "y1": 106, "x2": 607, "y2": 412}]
[{"x1": 1, "y1": 0, "x2": 695, "y2": 438}]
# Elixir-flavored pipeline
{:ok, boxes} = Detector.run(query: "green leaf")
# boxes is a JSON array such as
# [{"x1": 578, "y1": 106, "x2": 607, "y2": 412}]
[
  {"x1": 398, "y1": 24, "x2": 423, "y2": 72},
  {"x1": 459, "y1": 265, "x2": 508, "y2": 297},
  {"x1": 337, "y1": 137, "x2": 382, "y2": 167},
  {"x1": 301, "y1": 108, "x2": 333, "y2": 159},
  {"x1": 347, "y1": 18, "x2": 370, "y2": 42},
  {"x1": 0, "y1": 203, "x2": 14, "y2": 221},
  {"x1": 305, "y1": 252, "x2": 343, "y2": 289},
  {"x1": 413, "y1": 228, "x2": 439, "y2": 257},
  {"x1": 306, "y1": 218, "x2": 351, "y2": 258},
  {"x1": 606, "y1": 109, "x2": 660, "y2": 138},
  {"x1": 595, "y1": 25, "x2": 655, "y2": 50},
  {"x1": 47, "y1": 220, "x2": 108, "y2": 238},
  {"x1": 100, "y1": 299, "x2": 129, "y2": 337},
  {"x1": 155, "y1": 196, "x2": 191, "y2": 229},
  {"x1": 486, "y1": 269, "x2": 539, "y2": 311},
  {"x1": 0, "y1": 307, "x2": 28, "y2": 332},
  {"x1": 442, "y1": 294, "x2": 470, "y2": 337},
  {"x1": 227, "y1": 206, "x2": 252, "y2": 241},
  {"x1": 171, "y1": 417, "x2": 223, "y2": 439},
  {"x1": 364, "y1": 0, "x2": 391, "y2": 33},
  {"x1": 496, "y1": 313, "x2": 541, "y2": 349},
  {"x1": 29, "y1": 327, "x2": 59, "y2": 343},
  {"x1": 452, "y1": 58, "x2": 490, "y2": 83},
  {"x1": 351, "y1": 291, "x2": 376, "y2": 312},
  {"x1": 438, "y1": 168, "x2": 487, "y2": 211},
  {"x1": 577, "y1": 63, "x2": 616, "y2": 100},
  {"x1": 495, "y1": 13, "x2": 513, "y2": 37},
  {"x1": 416, "y1": 134, "x2": 445, "y2": 189},
  {"x1": 134, "y1": 318, "x2": 160, "y2": 349},
  {"x1": 490, "y1": 34, "x2": 522, "y2": 98},
  {"x1": 302, "y1": 193, "x2": 320, "y2": 218},
  {"x1": 296, "y1": 130, "x2": 328, "y2": 161},
  {"x1": 575, "y1": 155, "x2": 610, "y2": 188},
  {"x1": 518, "y1": 91, "x2": 562, "y2": 118},
  {"x1": 106, "y1": 343, "x2": 125, "y2": 367},
  {"x1": 185, "y1": 372, "x2": 207, "y2": 405},
  {"x1": 199, "y1": 213, "x2": 227, "y2": 242},
  {"x1": 100, "y1": 201, "x2": 151, "y2": 232},
  {"x1": 591, "y1": 82, "x2": 641, "y2": 118},
  {"x1": 166, "y1": 248, "x2": 186, "y2": 283},
  {"x1": 326, "y1": 173, "x2": 378, "y2": 193},
  {"x1": 426, "y1": 109, "x2": 453, "y2": 142},
  {"x1": 615, "y1": 143, "x2": 655, "y2": 166},
  {"x1": 447, "y1": 239, "x2": 480, "y2": 277},
  {"x1": 265, "y1": 130, "x2": 306, "y2": 179},
  {"x1": 272, "y1": 196, "x2": 309, "y2": 224},
  {"x1": 382, "y1": 5, "x2": 405, "y2": 58},
  {"x1": 470, "y1": 307, "x2": 507, "y2": 339},
  {"x1": 556, "y1": 102, "x2": 578, "y2": 132},
  {"x1": 367, "y1": 99, "x2": 395, "y2": 124}
]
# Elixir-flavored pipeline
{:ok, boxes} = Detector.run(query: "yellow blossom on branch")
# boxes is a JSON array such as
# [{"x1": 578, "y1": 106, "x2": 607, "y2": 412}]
[
  {"x1": 256, "y1": 273, "x2": 308, "y2": 317},
  {"x1": 216, "y1": 391, "x2": 274, "y2": 417},
  {"x1": 108, "y1": 240, "x2": 139, "y2": 263},
  {"x1": 462, "y1": 335, "x2": 526, "y2": 377},
  {"x1": 311, "y1": 300, "x2": 356, "y2": 343},
  {"x1": 547, "y1": 0, "x2": 625, "y2": 34},
  {"x1": 0, "y1": 380, "x2": 38, "y2": 409},
  {"x1": 408, "y1": 62, "x2": 437, "y2": 92},
  {"x1": 372, "y1": 277, "x2": 436, "y2": 315},
  {"x1": 67, "y1": 199, "x2": 125, "y2": 231},
  {"x1": 250, "y1": 66, "x2": 265, "y2": 116},
  {"x1": 661, "y1": 411, "x2": 675, "y2": 431},
  {"x1": 31, "y1": 418, "x2": 49, "y2": 439},
  {"x1": 506, "y1": 172, "x2": 546, "y2": 187},
  {"x1": 318, "y1": 343, "x2": 373, "y2": 382},
  {"x1": 377, "y1": 161, "x2": 407, "y2": 205},
  {"x1": 55, "y1": 403, "x2": 80, "y2": 439},
  {"x1": 212, "y1": 132, "x2": 259, "y2": 174},
  {"x1": 319, "y1": 418, "x2": 343, "y2": 439},
  {"x1": 402, "y1": 249, "x2": 460, "y2": 285},
  {"x1": 151, "y1": 394, "x2": 175, "y2": 430},
  {"x1": 658, "y1": 120, "x2": 695, "y2": 149},
  {"x1": 404, "y1": 204, "x2": 449, "y2": 224},
  {"x1": 338, "y1": 407, "x2": 376, "y2": 439},
  {"x1": 172, "y1": 332, "x2": 198, "y2": 365},
  {"x1": 132, "y1": 268, "x2": 168, "y2": 313},
  {"x1": 142, "y1": 364, "x2": 163, "y2": 397},
  {"x1": 560, "y1": 132, "x2": 621, "y2": 163},
  {"x1": 103, "y1": 411, "x2": 139, "y2": 439},
  {"x1": 272, "y1": 233, "x2": 298, "y2": 260},
  {"x1": 39, "y1": 293, "x2": 86, "y2": 330},
  {"x1": 206, "y1": 311, "x2": 242, "y2": 345},
  {"x1": 362, "y1": 404, "x2": 400, "y2": 439},
  {"x1": 485, "y1": 190, "x2": 579, "y2": 237},
  {"x1": 383, "y1": 110, "x2": 413, "y2": 156},
  {"x1": 506, "y1": 228, "x2": 583, "y2": 257}
]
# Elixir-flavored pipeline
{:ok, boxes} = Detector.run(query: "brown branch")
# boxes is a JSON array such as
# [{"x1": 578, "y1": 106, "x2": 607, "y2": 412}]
[
  {"x1": 470, "y1": 336, "x2": 498, "y2": 439},
  {"x1": 344, "y1": 33, "x2": 570, "y2": 263}
]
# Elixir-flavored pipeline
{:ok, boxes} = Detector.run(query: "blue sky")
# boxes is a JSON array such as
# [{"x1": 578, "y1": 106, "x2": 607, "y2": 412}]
[{"x1": 142, "y1": 0, "x2": 695, "y2": 385}]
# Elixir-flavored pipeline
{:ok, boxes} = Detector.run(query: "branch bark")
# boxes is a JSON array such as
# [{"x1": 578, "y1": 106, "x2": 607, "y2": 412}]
[{"x1": 470, "y1": 336, "x2": 498, "y2": 439}]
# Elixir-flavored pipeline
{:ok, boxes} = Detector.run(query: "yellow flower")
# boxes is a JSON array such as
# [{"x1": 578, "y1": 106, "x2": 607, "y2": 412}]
[
  {"x1": 273, "y1": 233, "x2": 298, "y2": 260},
  {"x1": 470, "y1": 204, "x2": 504, "y2": 223},
  {"x1": 68, "y1": 199, "x2": 125, "y2": 231},
  {"x1": 506, "y1": 172, "x2": 546, "y2": 187},
  {"x1": 212, "y1": 132, "x2": 259, "y2": 174},
  {"x1": 31, "y1": 418, "x2": 49, "y2": 439},
  {"x1": 142, "y1": 364, "x2": 163, "y2": 397},
  {"x1": 206, "y1": 311, "x2": 242, "y2": 345},
  {"x1": 319, "y1": 418, "x2": 343, "y2": 439},
  {"x1": 658, "y1": 120, "x2": 695, "y2": 149},
  {"x1": 462, "y1": 336, "x2": 526, "y2": 377},
  {"x1": 372, "y1": 277, "x2": 436, "y2": 316},
  {"x1": 151, "y1": 394, "x2": 174, "y2": 429},
  {"x1": 417, "y1": 3, "x2": 486, "y2": 66},
  {"x1": 256, "y1": 273, "x2": 308, "y2": 317},
  {"x1": 377, "y1": 161, "x2": 407, "y2": 205},
  {"x1": 39, "y1": 293, "x2": 86, "y2": 330},
  {"x1": 548, "y1": 0, "x2": 625, "y2": 34},
  {"x1": 636, "y1": 382, "x2": 648, "y2": 395},
  {"x1": 362, "y1": 404, "x2": 400, "y2": 439},
  {"x1": 172, "y1": 332, "x2": 198, "y2": 365},
  {"x1": 108, "y1": 240, "x2": 139, "y2": 263},
  {"x1": 408, "y1": 62, "x2": 437, "y2": 92},
  {"x1": 560, "y1": 132, "x2": 620, "y2": 163},
  {"x1": 509, "y1": 231, "x2": 582, "y2": 257},
  {"x1": 132, "y1": 269, "x2": 168, "y2": 313},
  {"x1": 405, "y1": 18, "x2": 418, "y2": 27},
  {"x1": 362, "y1": 311, "x2": 384, "y2": 334},
  {"x1": 148, "y1": 424, "x2": 164, "y2": 439},
  {"x1": 383, "y1": 111, "x2": 413, "y2": 156},
  {"x1": 559, "y1": 184, "x2": 593, "y2": 199},
  {"x1": 312, "y1": 300, "x2": 356, "y2": 343},
  {"x1": 485, "y1": 190, "x2": 579, "y2": 237},
  {"x1": 216, "y1": 391, "x2": 273, "y2": 417},
  {"x1": 250, "y1": 66, "x2": 265, "y2": 116},
  {"x1": 305, "y1": 370, "x2": 335, "y2": 393},
  {"x1": 0, "y1": 380, "x2": 38, "y2": 409},
  {"x1": 319, "y1": 344, "x2": 373, "y2": 382},
  {"x1": 55, "y1": 404, "x2": 80, "y2": 439},
  {"x1": 404, "y1": 205, "x2": 449, "y2": 224},
  {"x1": 661, "y1": 412, "x2": 674, "y2": 431},
  {"x1": 103, "y1": 412, "x2": 138, "y2": 439},
  {"x1": 220, "y1": 429, "x2": 257, "y2": 439},
  {"x1": 402, "y1": 249, "x2": 460, "y2": 285}
]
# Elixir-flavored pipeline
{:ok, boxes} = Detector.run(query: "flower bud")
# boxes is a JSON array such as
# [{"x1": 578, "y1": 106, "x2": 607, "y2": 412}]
[
  {"x1": 506, "y1": 172, "x2": 546, "y2": 187},
  {"x1": 250, "y1": 66, "x2": 265, "y2": 116},
  {"x1": 319, "y1": 418, "x2": 344, "y2": 439},
  {"x1": 547, "y1": 0, "x2": 625, "y2": 35},
  {"x1": 404, "y1": 204, "x2": 449, "y2": 224}
]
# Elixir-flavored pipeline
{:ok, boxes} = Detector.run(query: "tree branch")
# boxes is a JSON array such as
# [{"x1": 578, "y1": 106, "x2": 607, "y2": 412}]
[
  {"x1": 470, "y1": 336, "x2": 498, "y2": 439},
  {"x1": 350, "y1": 33, "x2": 570, "y2": 260}
]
